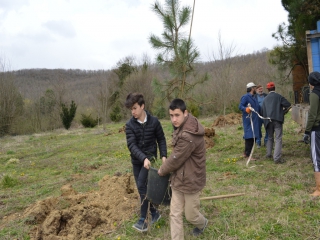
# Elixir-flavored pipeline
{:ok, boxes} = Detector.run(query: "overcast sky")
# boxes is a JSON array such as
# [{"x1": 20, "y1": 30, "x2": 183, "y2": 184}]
[{"x1": 0, "y1": 0, "x2": 288, "y2": 71}]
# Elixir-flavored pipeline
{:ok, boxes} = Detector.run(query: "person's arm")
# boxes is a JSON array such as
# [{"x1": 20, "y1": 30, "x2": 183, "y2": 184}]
[
  {"x1": 239, "y1": 95, "x2": 251, "y2": 113},
  {"x1": 159, "y1": 132, "x2": 195, "y2": 176},
  {"x1": 155, "y1": 120, "x2": 167, "y2": 160},
  {"x1": 281, "y1": 96, "x2": 291, "y2": 112},
  {"x1": 125, "y1": 123, "x2": 147, "y2": 164},
  {"x1": 305, "y1": 93, "x2": 319, "y2": 133}
]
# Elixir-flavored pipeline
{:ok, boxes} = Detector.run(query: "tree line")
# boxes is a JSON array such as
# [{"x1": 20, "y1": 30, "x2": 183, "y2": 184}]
[{"x1": 0, "y1": 50, "x2": 292, "y2": 137}]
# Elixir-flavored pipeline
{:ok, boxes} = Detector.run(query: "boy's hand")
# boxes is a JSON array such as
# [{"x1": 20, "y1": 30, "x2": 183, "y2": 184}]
[
  {"x1": 144, "y1": 158, "x2": 151, "y2": 169},
  {"x1": 162, "y1": 156, "x2": 166, "y2": 164},
  {"x1": 158, "y1": 168, "x2": 164, "y2": 176}
]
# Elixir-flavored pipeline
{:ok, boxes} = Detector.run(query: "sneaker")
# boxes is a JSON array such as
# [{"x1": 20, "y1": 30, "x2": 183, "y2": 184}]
[
  {"x1": 265, "y1": 154, "x2": 272, "y2": 159},
  {"x1": 132, "y1": 218, "x2": 148, "y2": 232},
  {"x1": 257, "y1": 145, "x2": 261, "y2": 149},
  {"x1": 192, "y1": 218, "x2": 208, "y2": 236},
  {"x1": 151, "y1": 212, "x2": 161, "y2": 225},
  {"x1": 275, "y1": 159, "x2": 286, "y2": 164}
]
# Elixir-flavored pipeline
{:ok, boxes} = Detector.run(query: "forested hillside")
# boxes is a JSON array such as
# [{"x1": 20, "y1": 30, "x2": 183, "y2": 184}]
[{"x1": 1, "y1": 50, "x2": 295, "y2": 136}]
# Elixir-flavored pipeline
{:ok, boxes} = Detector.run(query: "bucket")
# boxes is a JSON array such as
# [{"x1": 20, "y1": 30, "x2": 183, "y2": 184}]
[{"x1": 147, "y1": 167, "x2": 171, "y2": 205}]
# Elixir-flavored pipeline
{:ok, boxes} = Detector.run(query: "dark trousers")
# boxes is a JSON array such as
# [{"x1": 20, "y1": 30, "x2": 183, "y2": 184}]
[
  {"x1": 245, "y1": 138, "x2": 254, "y2": 157},
  {"x1": 132, "y1": 163, "x2": 157, "y2": 219}
]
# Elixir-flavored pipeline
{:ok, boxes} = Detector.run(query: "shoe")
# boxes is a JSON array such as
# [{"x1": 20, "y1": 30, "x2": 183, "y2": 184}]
[
  {"x1": 192, "y1": 218, "x2": 208, "y2": 236},
  {"x1": 151, "y1": 212, "x2": 161, "y2": 225},
  {"x1": 257, "y1": 145, "x2": 261, "y2": 149},
  {"x1": 265, "y1": 154, "x2": 272, "y2": 159},
  {"x1": 275, "y1": 159, "x2": 286, "y2": 164},
  {"x1": 132, "y1": 218, "x2": 148, "y2": 232}
]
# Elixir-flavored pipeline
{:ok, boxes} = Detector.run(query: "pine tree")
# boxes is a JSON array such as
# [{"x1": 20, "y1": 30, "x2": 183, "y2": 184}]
[{"x1": 60, "y1": 101, "x2": 77, "y2": 130}]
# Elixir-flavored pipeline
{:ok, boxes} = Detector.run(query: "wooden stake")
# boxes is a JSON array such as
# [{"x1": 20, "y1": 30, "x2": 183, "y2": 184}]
[{"x1": 200, "y1": 193, "x2": 245, "y2": 201}]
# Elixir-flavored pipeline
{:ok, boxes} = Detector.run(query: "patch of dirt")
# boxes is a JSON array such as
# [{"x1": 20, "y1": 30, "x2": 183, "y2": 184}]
[
  {"x1": 212, "y1": 113, "x2": 242, "y2": 127},
  {"x1": 22, "y1": 173, "x2": 139, "y2": 240},
  {"x1": 204, "y1": 127, "x2": 215, "y2": 148}
]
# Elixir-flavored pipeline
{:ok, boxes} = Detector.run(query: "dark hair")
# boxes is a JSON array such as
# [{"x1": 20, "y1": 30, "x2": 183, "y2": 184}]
[
  {"x1": 246, "y1": 88, "x2": 252, "y2": 92},
  {"x1": 267, "y1": 87, "x2": 275, "y2": 91},
  {"x1": 125, "y1": 93, "x2": 145, "y2": 108},
  {"x1": 169, "y1": 98, "x2": 187, "y2": 112}
]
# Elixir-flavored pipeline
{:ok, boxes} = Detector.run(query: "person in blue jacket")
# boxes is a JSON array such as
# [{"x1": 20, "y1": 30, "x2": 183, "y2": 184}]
[
  {"x1": 239, "y1": 82, "x2": 261, "y2": 159},
  {"x1": 254, "y1": 85, "x2": 268, "y2": 148}
]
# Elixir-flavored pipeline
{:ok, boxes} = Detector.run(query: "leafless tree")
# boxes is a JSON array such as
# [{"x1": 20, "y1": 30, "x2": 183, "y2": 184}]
[
  {"x1": 96, "y1": 71, "x2": 118, "y2": 130},
  {"x1": 0, "y1": 59, "x2": 24, "y2": 136},
  {"x1": 209, "y1": 32, "x2": 239, "y2": 115}
]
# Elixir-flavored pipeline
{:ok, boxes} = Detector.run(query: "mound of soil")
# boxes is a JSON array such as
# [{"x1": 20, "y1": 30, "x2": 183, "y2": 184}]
[
  {"x1": 23, "y1": 173, "x2": 139, "y2": 240},
  {"x1": 204, "y1": 127, "x2": 215, "y2": 148},
  {"x1": 212, "y1": 113, "x2": 242, "y2": 127}
]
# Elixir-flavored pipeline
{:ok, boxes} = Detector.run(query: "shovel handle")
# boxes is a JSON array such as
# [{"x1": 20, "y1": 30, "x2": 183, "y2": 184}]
[{"x1": 200, "y1": 193, "x2": 245, "y2": 201}]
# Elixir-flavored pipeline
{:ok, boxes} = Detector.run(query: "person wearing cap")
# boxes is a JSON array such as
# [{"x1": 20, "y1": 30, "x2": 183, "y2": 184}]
[
  {"x1": 239, "y1": 82, "x2": 261, "y2": 159},
  {"x1": 254, "y1": 85, "x2": 268, "y2": 148},
  {"x1": 261, "y1": 82, "x2": 291, "y2": 164},
  {"x1": 303, "y1": 71, "x2": 320, "y2": 196}
]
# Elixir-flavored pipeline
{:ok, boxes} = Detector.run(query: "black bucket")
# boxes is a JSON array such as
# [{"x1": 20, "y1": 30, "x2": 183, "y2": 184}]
[{"x1": 147, "y1": 167, "x2": 171, "y2": 205}]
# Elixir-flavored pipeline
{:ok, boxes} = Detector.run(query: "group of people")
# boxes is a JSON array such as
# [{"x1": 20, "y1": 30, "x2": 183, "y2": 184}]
[
  {"x1": 239, "y1": 81, "x2": 291, "y2": 164},
  {"x1": 125, "y1": 93, "x2": 207, "y2": 239},
  {"x1": 123, "y1": 71, "x2": 320, "y2": 239},
  {"x1": 239, "y1": 71, "x2": 320, "y2": 197}
]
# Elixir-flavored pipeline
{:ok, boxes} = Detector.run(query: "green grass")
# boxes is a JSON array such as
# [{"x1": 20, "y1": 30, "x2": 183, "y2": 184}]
[{"x1": 1, "y1": 113, "x2": 320, "y2": 239}]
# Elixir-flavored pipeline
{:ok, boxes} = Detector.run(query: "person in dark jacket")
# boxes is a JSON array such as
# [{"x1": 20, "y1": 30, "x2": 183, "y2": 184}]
[
  {"x1": 261, "y1": 82, "x2": 291, "y2": 164},
  {"x1": 125, "y1": 93, "x2": 167, "y2": 232},
  {"x1": 239, "y1": 82, "x2": 261, "y2": 159},
  {"x1": 254, "y1": 85, "x2": 268, "y2": 148},
  {"x1": 158, "y1": 99, "x2": 207, "y2": 239},
  {"x1": 303, "y1": 71, "x2": 320, "y2": 196}
]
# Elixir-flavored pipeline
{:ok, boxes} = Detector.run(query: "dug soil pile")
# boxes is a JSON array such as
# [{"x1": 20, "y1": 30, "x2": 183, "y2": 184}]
[
  {"x1": 212, "y1": 113, "x2": 242, "y2": 127},
  {"x1": 204, "y1": 127, "x2": 215, "y2": 148},
  {"x1": 23, "y1": 173, "x2": 139, "y2": 240}
]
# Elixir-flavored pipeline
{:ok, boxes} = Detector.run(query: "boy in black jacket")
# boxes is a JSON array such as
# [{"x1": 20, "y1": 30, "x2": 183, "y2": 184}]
[{"x1": 125, "y1": 93, "x2": 167, "y2": 232}]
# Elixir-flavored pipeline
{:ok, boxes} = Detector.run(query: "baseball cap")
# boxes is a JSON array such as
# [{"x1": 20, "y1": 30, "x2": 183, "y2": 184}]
[
  {"x1": 246, "y1": 82, "x2": 256, "y2": 88},
  {"x1": 266, "y1": 82, "x2": 275, "y2": 89}
]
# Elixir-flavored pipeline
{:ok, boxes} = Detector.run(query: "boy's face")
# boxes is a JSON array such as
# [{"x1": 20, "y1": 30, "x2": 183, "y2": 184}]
[
  {"x1": 131, "y1": 103, "x2": 144, "y2": 119},
  {"x1": 169, "y1": 108, "x2": 188, "y2": 128}
]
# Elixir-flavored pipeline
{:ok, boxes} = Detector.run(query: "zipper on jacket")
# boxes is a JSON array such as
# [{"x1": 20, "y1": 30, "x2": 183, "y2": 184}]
[{"x1": 141, "y1": 122, "x2": 146, "y2": 146}]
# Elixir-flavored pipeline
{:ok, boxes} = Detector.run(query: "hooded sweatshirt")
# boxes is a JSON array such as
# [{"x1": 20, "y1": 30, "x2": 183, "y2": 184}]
[{"x1": 159, "y1": 114, "x2": 206, "y2": 194}]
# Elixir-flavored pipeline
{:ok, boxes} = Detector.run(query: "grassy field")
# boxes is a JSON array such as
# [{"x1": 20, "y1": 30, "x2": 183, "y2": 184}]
[{"x1": 0, "y1": 112, "x2": 319, "y2": 240}]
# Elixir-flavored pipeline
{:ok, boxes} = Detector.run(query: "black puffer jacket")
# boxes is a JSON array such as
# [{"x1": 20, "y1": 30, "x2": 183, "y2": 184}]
[{"x1": 125, "y1": 111, "x2": 167, "y2": 164}]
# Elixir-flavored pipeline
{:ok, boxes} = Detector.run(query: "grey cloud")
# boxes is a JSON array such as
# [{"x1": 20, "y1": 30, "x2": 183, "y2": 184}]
[{"x1": 43, "y1": 20, "x2": 76, "y2": 38}]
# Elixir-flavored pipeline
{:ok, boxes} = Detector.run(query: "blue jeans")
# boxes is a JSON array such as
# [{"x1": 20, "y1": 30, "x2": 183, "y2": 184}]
[
  {"x1": 132, "y1": 163, "x2": 157, "y2": 219},
  {"x1": 257, "y1": 119, "x2": 268, "y2": 146}
]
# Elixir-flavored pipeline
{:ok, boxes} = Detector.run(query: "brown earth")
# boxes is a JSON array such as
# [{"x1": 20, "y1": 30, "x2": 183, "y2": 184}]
[
  {"x1": 22, "y1": 173, "x2": 139, "y2": 240},
  {"x1": 204, "y1": 127, "x2": 215, "y2": 148},
  {"x1": 212, "y1": 113, "x2": 242, "y2": 127}
]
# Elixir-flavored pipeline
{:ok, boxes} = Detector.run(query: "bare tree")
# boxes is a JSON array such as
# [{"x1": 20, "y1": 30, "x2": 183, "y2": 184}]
[
  {"x1": 0, "y1": 59, "x2": 24, "y2": 136},
  {"x1": 209, "y1": 32, "x2": 239, "y2": 115},
  {"x1": 96, "y1": 71, "x2": 118, "y2": 130}
]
